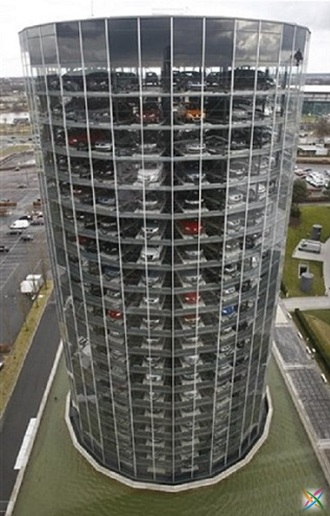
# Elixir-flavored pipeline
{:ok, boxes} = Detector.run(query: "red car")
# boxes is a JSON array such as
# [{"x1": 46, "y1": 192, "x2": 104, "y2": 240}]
[
  {"x1": 178, "y1": 220, "x2": 203, "y2": 236},
  {"x1": 182, "y1": 292, "x2": 200, "y2": 304},
  {"x1": 68, "y1": 130, "x2": 105, "y2": 148},
  {"x1": 107, "y1": 309, "x2": 123, "y2": 320}
]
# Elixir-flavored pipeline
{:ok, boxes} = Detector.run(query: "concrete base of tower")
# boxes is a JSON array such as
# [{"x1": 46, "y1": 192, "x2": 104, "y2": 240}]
[{"x1": 65, "y1": 388, "x2": 273, "y2": 492}]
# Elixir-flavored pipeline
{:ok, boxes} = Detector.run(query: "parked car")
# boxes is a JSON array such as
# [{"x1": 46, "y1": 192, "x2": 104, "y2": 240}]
[
  {"x1": 141, "y1": 220, "x2": 161, "y2": 238},
  {"x1": 182, "y1": 247, "x2": 205, "y2": 261},
  {"x1": 181, "y1": 191, "x2": 205, "y2": 211},
  {"x1": 177, "y1": 102, "x2": 205, "y2": 123},
  {"x1": 222, "y1": 305, "x2": 237, "y2": 318},
  {"x1": 138, "y1": 192, "x2": 163, "y2": 212},
  {"x1": 31, "y1": 217, "x2": 45, "y2": 225},
  {"x1": 182, "y1": 313, "x2": 202, "y2": 326},
  {"x1": 135, "y1": 102, "x2": 162, "y2": 124},
  {"x1": 181, "y1": 292, "x2": 200, "y2": 304},
  {"x1": 94, "y1": 140, "x2": 112, "y2": 152},
  {"x1": 107, "y1": 309, "x2": 123, "y2": 320},
  {"x1": 180, "y1": 269, "x2": 203, "y2": 285},
  {"x1": 178, "y1": 219, "x2": 203, "y2": 236},
  {"x1": 144, "y1": 72, "x2": 159, "y2": 86},
  {"x1": 142, "y1": 294, "x2": 161, "y2": 307},
  {"x1": 176, "y1": 162, "x2": 206, "y2": 184},
  {"x1": 140, "y1": 246, "x2": 163, "y2": 262},
  {"x1": 141, "y1": 270, "x2": 164, "y2": 286},
  {"x1": 7, "y1": 229, "x2": 22, "y2": 235},
  {"x1": 137, "y1": 163, "x2": 164, "y2": 184},
  {"x1": 21, "y1": 234, "x2": 34, "y2": 242},
  {"x1": 0, "y1": 245, "x2": 9, "y2": 253}
]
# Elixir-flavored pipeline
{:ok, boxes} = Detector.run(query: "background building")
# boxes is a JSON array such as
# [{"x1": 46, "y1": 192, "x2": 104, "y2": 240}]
[
  {"x1": 302, "y1": 85, "x2": 330, "y2": 117},
  {"x1": 20, "y1": 16, "x2": 309, "y2": 487}
]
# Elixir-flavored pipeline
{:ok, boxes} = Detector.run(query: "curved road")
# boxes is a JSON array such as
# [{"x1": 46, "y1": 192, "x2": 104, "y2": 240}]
[{"x1": 0, "y1": 296, "x2": 60, "y2": 514}]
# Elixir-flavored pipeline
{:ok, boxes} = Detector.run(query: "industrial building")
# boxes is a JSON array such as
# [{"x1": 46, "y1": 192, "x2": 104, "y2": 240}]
[{"x1": 20, "y1": 16, "x2": 309, "y2": 488}]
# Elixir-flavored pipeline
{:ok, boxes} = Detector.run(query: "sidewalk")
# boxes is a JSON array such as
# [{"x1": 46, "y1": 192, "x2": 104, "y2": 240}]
[
  {"x1": 322, "y1": 237, "x2": 330, "y2": 297},
  {"x1": 283, "y1": 296, "x2": 330, "y2": 312}
]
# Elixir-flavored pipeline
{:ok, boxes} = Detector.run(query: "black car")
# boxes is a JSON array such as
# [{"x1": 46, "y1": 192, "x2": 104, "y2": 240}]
[
  {"x1": 21, "y1": 234, "x2": 34, "y2": 242},
  {"x1": 176, "y1": 162, "x2": 206, "y2": 184},
  {"x1": 145, "y1": 72, "x2": 159, "y2": 86},
  {"x1": 86, "y1": 71, "x2": 109, "y2": 91},
  {"x1": 7, "y1": 229, "x2": 22, "y2": 235},
  {"x1": 181, "y1": 191, "x2": 205, "y2": 211}
]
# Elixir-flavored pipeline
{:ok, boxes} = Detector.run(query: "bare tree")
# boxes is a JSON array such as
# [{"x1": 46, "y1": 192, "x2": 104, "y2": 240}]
[{"x1": 17, "y1": 293, "x2": 31, "y2": 331}]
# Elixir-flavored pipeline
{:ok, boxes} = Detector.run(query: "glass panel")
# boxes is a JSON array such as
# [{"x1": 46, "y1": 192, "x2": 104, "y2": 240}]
[
  {"x1": 108, "y1": 18, "x2": 138, "y2": 67},
  {"x1": 236, "y1": 20, "x2": 259, "y2": 31},
  {"x1": 173, "y1": 18, "x2": 203, "y2": 67},
  {"x1": 140, "y1": 18, "x2": 170, "y2": 68},
  {"x1": 56, "y1": 22, "x2": 81, "y2": 63},
  {"x1": 41, "y1": 35, "x2": 57, "y2": 64},
  {"x1": 81, "y1": 20, "x2": 107, "y2": 65},
  {"x1": 280, "y1": 24, "x2": 295, "y2": 64},
  {"x1": 40, "y1": 24, "x2": 55, "y2": 36},
  {"x1": 261, "y1": 22, "x2": 281, "y2": 34},
  {"x1": 259, "y1": 33, "x2": 281, "y2": 64},
  {"x1": 205, "y1": 23, "x2": 233, "y2": 68},
  {"x1": 294, "y1": 26, "x2": 307, "y2": 63},
  {"x1": 234, "y1": 31, "x2": 258, "y2": 64},
  {"x1": 28, "y1": 37, "x2": 43, "y2": 65}
]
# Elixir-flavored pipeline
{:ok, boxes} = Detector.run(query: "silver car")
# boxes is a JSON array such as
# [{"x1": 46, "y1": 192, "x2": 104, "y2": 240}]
[
  {"x1": 140, "y1": 246, "x2": 162, "y2": 262},
  {"x1": 137, "y1": 163, "x2": 163, "y2": 184}
]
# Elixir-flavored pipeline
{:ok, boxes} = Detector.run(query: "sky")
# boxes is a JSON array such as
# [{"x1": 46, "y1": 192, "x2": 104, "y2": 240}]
[{"x1": 1, "y1": 0, "x2": 330, "y2": 76}]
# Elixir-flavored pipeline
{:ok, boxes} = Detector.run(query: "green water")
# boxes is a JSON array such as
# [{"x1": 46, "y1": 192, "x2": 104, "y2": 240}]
[{"x1": 13, "y1": 357, "x2": 328, "y2": 516}]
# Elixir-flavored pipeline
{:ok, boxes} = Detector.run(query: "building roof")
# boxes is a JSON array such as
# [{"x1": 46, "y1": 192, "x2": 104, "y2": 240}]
[{"x1": 303, "y1": 85, "x2": 330, "y2": 94}]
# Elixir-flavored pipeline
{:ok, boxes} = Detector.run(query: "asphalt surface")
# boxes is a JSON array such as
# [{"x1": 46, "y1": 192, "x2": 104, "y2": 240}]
[
  {"x1": 0, "y1": 297, "x2": 60, "y2": 514},
  {"x1": 0, "y1": 164, "x2": 49, "y2": 343}
]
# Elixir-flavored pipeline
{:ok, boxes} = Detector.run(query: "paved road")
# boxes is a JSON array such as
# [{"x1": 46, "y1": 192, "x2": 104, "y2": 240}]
[
  {"x1": 0, "y1": 297, "x2": 60, "y2": 514},
  {"x1": 323, "y1": 237, "x2": 330, "y2": 298},
  {"x1": 283, "y1": 296, "x2": 330, "y2": 311}
]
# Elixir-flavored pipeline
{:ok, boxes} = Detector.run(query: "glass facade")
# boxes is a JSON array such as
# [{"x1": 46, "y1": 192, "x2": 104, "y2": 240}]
[{"x1": 20, "y1": 16, "x2": 309, "y2": 487}]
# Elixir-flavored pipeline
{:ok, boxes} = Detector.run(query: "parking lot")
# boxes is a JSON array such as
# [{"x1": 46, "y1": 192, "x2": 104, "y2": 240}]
[{"x1": 0, "y1": 161, "x2": 49, "y2": 343}]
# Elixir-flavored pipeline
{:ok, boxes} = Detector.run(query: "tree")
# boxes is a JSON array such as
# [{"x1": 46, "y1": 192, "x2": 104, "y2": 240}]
[
  {"x1": 290, "y1": 179, "x2": 308, "y2": 220},
  {"x1": 314, "y1": 117, "x2": 330, "y2": 138},
  {"x1": 292, "y1": 178, "x2": 308, "y2": 204}
]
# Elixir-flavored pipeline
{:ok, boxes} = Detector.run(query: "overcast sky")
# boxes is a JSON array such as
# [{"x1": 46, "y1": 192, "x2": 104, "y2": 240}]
[{"x1": 1, "y1": 0, "x2": 330, "y2": 76}]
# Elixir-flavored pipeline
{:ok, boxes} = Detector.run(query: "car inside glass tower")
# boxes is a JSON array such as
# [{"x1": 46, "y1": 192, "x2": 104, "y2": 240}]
[{"x1": 20, "y1": 16, "x2": 309, "y2": 488}]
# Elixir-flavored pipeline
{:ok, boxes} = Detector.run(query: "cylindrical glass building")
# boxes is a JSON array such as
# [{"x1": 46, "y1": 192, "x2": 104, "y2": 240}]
[{"x1": 19, "y1": 16, "x2": 309, "y2": 487}]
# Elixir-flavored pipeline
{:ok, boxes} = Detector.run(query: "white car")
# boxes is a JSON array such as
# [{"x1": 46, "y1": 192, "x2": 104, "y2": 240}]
[
  {"x1": 94, "y1": 140, "x2": 112, "y2": 152},
  {"x1": 137, "y1": 163, "x2": 163, "y2": 184},
  {"x1": 141, "y1": 221, "x2": 161, "y2": 238},
  {"x1": 142, "y1": 294, "x2": 161, "y2": 307},
  {"x1": 140, "y1": 246, "x2": 162, "y2": 262}
]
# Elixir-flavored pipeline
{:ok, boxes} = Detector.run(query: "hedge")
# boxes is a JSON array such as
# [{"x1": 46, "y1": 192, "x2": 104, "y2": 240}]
[{"x1": 294, "y1": 308, "x2": 330, "y2": 370}]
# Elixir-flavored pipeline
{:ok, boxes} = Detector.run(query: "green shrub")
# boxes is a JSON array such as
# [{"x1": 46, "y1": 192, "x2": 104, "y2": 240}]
[{"x1": 294, "y1": 309, "x2": 330, "y2": 370}]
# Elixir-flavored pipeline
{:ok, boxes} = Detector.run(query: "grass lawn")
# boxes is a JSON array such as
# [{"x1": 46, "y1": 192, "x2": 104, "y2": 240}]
[
  {"x1": 0, "y1": 144, "x2": 32, "y2": 158},
  {"x1": 282, "y1": 205, "x2": 330, "y2": 297},
  {"x1": 0, "y1": 281, "x2": 53, "y2": 415},
  {"x1": 303, "y1": 310, "x2": 330, "y2": 365},
  {"x1": 13, "y1": 358, "x2": 329, "y2": 516}
]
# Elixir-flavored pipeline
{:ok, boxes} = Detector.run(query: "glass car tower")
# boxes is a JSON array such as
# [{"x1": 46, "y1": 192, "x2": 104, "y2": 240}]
[{"x1": 20, "y1": 16, "x2": 309, "y2": 487}]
